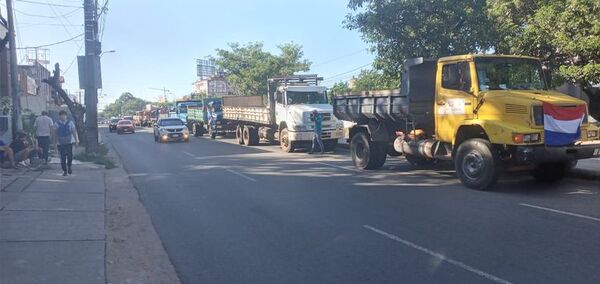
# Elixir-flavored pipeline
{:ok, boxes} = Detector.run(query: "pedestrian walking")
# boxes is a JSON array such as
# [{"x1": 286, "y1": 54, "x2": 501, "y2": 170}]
[
  {"x1": 309, "y1": 109, "x2": 324, "y2": 154},
  {"x1": 34, "y1": 110, "x2": 54, "y2": 164},
  {"x1": 54, "y1": 110, "x2": 79, "y2": 176}
]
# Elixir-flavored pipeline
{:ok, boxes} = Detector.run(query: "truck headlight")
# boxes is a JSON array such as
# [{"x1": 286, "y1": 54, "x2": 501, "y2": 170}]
[
  {"x1": 513, "y1": 133, "x2": 541, "y2": 143},
  {"x1": 588, "y1": 130, "x2": 598, "y2": 138}
]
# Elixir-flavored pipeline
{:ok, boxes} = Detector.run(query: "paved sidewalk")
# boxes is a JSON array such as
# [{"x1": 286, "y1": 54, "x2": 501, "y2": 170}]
[{"x1": 0, "y1": 165, "x2": 106, "y2": 284}]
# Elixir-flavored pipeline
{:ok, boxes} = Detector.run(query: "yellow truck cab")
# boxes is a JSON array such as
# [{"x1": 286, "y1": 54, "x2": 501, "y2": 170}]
[{"x1": 333, "y1": 54, "x2": 600, "y2": 189}]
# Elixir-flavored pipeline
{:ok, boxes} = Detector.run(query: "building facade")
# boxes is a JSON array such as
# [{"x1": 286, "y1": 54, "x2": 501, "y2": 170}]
[{"x1": 193, "y1": 75, "x2": 230, "y2": 97}]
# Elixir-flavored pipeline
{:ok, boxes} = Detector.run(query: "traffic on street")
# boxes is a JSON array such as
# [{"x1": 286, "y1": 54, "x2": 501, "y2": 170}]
[{"x1": 106, "y1": 125, "x2": 600, "y2": 284}]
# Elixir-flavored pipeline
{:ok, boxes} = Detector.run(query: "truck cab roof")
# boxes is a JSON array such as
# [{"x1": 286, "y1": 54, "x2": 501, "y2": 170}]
[{"x1": 437, "y1": 54, "x2": 540, "y2": 63}]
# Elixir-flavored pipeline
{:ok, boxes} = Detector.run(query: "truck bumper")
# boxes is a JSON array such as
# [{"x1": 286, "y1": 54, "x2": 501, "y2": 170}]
[
  {"x1": 288, "y1": 129, "x2": 344, "y2": 141},
  {"x1": 513, "y1": 141, "x2": 600, "y2": 164}
]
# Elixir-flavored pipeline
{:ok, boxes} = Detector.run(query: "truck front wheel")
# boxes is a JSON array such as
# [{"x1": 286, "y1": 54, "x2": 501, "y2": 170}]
[
  {"x1": 350, "y1": 132, "x2": 386, "y2": 170},
  {"x1": 531, "y1": 162, "x2": 568, "y2": 182},
  {"x1": 454, "y1": 138, "x2": 500, "y2": 190},
  {"x1": 280, "y1": 128, "x2": 295, "y2": 153}
]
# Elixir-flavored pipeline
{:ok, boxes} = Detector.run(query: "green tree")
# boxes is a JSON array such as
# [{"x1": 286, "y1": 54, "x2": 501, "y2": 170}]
[
  {"x1": 345, "y1": 0, "x2": 495, "y2": 76},
  {"x1": 488, "y1": 0, "x2": 600, "y2": 118},
  {"x1": 214, "y1": 42, "x2": 311, "y2": 96},
  {"x1": 103, "y1": 92, "x2": 149, "y2": 118},
  {"x1": 351, "y1": 69, "x2": 399, "y2": 91}
]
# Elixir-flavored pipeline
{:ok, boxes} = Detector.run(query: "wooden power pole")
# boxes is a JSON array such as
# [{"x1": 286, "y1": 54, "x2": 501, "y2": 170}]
[{"x1": 6, "y1": 0, "x2": 21, "y2": 138}]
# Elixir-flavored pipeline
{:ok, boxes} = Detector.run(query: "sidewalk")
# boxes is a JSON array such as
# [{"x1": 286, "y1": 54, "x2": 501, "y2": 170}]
[
  {"x1": 0, "y1": 165, "x2": 106, "y2": 284},
  {"x1": 0, "y1": 143, "x2": 180, "y2": 283},
  {"x1": 570, "y1": 157, "x2": 600, "y2": 180}
]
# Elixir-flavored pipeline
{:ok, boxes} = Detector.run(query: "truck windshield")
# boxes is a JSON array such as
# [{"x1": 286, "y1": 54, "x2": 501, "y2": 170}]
[
  {"x1": 286, "y1": 91, "x2": 327, "y2": 105},
  {"x1": 178, "y1": 103, "x2": 203, "y2": 113},
  {"x1": 475, "y1": 58, "x2": 547, "y2": 91}
]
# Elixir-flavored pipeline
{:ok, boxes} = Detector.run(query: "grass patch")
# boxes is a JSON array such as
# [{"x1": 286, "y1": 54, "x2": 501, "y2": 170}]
[{"x1": 73, "y1": 144, "x2": 117, "y2": 169}]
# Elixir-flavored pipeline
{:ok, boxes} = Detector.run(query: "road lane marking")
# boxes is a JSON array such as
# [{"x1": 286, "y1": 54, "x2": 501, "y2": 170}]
[
  {"x1": 182, "y1": 151, "x2": 196, "y2": 158},
  {"x1": 317, "y1": 161, "x2": 359, "y2": 172},
  {"x1": 363, "y1": 225, "x2": 513, "y2": 284},
  {"x1": 519, "y1": 203, "x2": 600, "y2": 223},
  {"x1": 226, "y1": 169, "x2": 257, "y2": 182}
]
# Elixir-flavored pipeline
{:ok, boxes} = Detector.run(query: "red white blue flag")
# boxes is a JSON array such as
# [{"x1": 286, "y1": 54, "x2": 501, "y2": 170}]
[{"x1": 543, "y1": 102, "x2": 586, "y2": 146}]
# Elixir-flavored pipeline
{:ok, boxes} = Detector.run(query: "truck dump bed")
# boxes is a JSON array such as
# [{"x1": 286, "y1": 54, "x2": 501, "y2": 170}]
[
  {"x1": 333, "y1": 58, "x2": 437, "y2": 133},
  {"x1": 222, "y1": 95, "x2": 273, "y2": 125}
]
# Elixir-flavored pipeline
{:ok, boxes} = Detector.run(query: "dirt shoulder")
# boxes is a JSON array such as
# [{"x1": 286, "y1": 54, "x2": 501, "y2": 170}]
[{"x1": 104, "y1": 140, "x2": 180, "y2": 284}]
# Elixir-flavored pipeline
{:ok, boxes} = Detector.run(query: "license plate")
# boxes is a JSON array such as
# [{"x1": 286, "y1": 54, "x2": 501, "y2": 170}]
[{"x1": 171, "y1": 134, "x2": 180, "y2": 138}]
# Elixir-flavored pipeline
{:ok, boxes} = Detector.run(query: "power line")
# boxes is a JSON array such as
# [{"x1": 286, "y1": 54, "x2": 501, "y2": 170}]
[
  {"x1": 322, "y1": 62, "x2": 373, "y2": 82},
  {"x1": 16, "y1": 0, "x2": 81, "y2": 8},
  {"x1": 13, "y1": 7, "x2": 81, "y2": 19},
  {"x1": 16, "y1": 33, "x2": 83, "y2": 49},
  {"x1": 312, "y1": 48, "x2": 369, "y2": 67},
  {"x1": 46, "y1": 0, "x2": 82, "y2": 49}
]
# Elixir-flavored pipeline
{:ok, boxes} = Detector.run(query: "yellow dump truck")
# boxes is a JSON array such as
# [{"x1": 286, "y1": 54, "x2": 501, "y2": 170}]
[{"x1": 333, "y1": 54, "x2": 600, "y2": 189}]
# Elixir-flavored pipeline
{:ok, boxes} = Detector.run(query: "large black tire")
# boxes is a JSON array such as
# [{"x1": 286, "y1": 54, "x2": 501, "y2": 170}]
[
  {"x1": 531, "y1": 162, "x2": 568, "y2": 182},
  {"x1": 236, "y1": 125, "x2": 244, "y2": 145},
  {"x1": 193, "y1": 124, "x2": 204, "y2": 137},
  {"x1": 454, "y1": 138, "x2": 501, "y2": 190},
  {"x1": 350, "y1": 132, "x2": 387, "y2": 170},
  {"x1": 323, "y1": 139, "x2": 338, "y2": 152},
  {"x1": 243, "y1": 126, "x2": 259, "y2": 146},
  {"x1": 280, "y1": 128, "x2": 294, "y2": 153}
]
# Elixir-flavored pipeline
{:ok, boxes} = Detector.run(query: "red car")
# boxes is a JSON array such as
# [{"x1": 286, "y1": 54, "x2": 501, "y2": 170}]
[{"x1": 116, "y1": 120, "x2": 135, "y2": 134}]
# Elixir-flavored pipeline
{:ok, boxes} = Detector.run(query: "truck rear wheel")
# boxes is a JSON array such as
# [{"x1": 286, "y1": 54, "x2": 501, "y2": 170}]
[
  {"x1": 531, "y1": 162, "x2": 568, "y2": 182},
  {"x1": 454, "y1": 138, "x2": 500, "y2": 190},
  {"x1": 193, "y1": 124, "x2": 204, "y2": 137},
  {"x1": 236, "y1": 125, "x2": 244, "y2": 145},
  {"x1": 350, "y1": 132, "x2": 386, "y2": 170},
  {"x1": 280, "y1": 128, "x2": 295, "y2": 153},
  {"x1": 243, "y1": 126, "x2": 259, "y2": 146}
]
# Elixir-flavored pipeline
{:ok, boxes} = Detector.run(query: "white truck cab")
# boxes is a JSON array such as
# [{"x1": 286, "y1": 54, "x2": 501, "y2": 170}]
[{"x1": 272, "y1": 77, "x2": 344, "y2": 151}]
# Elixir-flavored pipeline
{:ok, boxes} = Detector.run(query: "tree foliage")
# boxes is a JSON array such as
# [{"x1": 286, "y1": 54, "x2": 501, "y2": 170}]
[
  {"x1": 346, "y1": 0, "x2": 600, "y2": 118},
  {"x1": 214, "y1": 42, "x2": 311, "y2": 96},
  {"x1": 102, "y1": 92, "x2": 149, "y2": 118},
  {"x1": 345, "y1": 0, "x2": 495, "y2": 75}
]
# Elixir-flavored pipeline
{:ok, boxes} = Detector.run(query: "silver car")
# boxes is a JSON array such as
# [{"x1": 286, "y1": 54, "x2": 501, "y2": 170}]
[{"x1": 153, "y1": 118, "x2": 190, "y2": 143}]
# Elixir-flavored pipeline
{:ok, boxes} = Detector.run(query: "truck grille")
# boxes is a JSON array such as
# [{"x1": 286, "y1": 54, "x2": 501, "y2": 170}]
[{"x1": 505, "y1": 104, "x2": 528, "y2": 114}]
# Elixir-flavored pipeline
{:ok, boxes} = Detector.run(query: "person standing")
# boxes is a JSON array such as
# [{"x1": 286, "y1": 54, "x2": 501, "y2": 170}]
[
  {"x1": 309, "y1": 109, "x2": 324, "y2": 154},
  {"x1": 33, "y1": 110, "x2": 53, "y2": 164},
  {"x1": 54, "y1": 110, "x2": 79, "y2": 176}
]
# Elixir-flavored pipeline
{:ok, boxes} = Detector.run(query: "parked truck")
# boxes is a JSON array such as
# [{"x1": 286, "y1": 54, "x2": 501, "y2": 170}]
[
  {"x1": 333, "y1": 55, "x2": 600, "y2": 190},
  {"x1": 221, "y1": 74, "x2": 344, "y2": 152},
  {"x1": 175, "y1": 99, "x2": 228, "y2": 137}
]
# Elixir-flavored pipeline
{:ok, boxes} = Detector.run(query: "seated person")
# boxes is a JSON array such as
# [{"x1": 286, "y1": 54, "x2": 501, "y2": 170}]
[
  {"x1": 0, "y1": 139, "x2": 17, "y2": 168},
  {"x1": 10, "y1": 131, "x2": 41, "y2": 166}
]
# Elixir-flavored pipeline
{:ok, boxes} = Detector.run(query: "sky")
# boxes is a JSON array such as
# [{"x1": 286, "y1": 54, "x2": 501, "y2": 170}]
[{"x1": 3, "y1": 0, "x2": 375, "y2": 110}]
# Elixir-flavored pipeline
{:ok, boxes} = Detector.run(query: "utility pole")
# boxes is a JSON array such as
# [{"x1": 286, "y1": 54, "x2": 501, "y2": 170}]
[
  {"x1": 6, "y1": 0, "x2": 21, "y2": 138},
  {"x1": 83, "y1": 0, "x2": 100, "y2": 153}
]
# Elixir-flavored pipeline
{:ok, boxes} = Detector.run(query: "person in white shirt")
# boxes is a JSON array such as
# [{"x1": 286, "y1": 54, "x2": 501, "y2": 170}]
[{"x1": 33, "y1": 111, "x2": 54, "y2": 164}]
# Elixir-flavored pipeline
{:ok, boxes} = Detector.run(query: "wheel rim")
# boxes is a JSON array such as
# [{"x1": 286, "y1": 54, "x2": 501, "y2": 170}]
[
  {"x1": 462, "y1": 151, "x2": 485, "y2": 180},
  {"x1": 281, "y1": 131, "x2": 289, "y2": 148},
  {"x1": 355, "y1": 141, "x2": 367, "y2": 160}
]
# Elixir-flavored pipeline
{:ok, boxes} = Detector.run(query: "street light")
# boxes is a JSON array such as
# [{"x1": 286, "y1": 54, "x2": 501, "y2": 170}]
[{"x1": 100, "y1": 50, "x2": 116, "y2": 57}]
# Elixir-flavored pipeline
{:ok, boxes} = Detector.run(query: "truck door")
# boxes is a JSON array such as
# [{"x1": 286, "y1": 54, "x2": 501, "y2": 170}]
[
  {"x1": 275, "y1": 90, "x2": 286, "y2": 125},
  {"x1": 435, "y1": 61, "x2": 476, "y2": 143}
]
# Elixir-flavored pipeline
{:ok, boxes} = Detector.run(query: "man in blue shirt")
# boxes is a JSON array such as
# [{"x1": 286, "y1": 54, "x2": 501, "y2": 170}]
[{"x1": 309, "y1": 110, "x2": 324, "y2": 154}]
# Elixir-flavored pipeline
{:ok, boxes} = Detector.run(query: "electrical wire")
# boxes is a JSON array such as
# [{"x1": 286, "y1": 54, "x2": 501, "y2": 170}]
[
  {"x1": 312, "y1": 48, "x2": 369, "y2": 67},
  {"x1": 16, "y1": 0, "x2": 81, "y2": 8},
  {"x1": 13, "y1": 7, "x2": 81, "y2": 19},
  {"x1": 17, "y1": 33, "x2": 84, "y2": 49},
  {"x1": 322, "y1": 62, "x2": 373, "y2": 83},
  {"x1": 46, "y1": 0, "x2": 83, "y2": 49}
]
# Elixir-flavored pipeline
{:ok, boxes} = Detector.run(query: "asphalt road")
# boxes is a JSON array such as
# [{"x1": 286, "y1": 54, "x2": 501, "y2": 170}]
[{"x1": 105, "y1": 126, "x2": 600, "y2": 284}]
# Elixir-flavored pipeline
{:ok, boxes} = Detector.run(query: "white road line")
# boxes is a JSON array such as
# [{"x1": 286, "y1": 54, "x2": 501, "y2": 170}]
[
  {"x1": 317, "y1": 161, "x2": 359, "y2": 172},
  {"x1": 182, "y1": 151, "x2": 196, "y2": 158},
  {"x1": 226, "y1": 169, "x2": 257, "y2": 182},
  {"x1": 520, "y1": 203, "x2": 600, "y2": 223},
  {"x1": 363, "y1": 225, "x2": 513, "y2": 284}
]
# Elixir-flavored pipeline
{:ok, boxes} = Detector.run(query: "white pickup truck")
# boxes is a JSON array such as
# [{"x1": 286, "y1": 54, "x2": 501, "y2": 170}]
[{"x1": 221, "y1": 75, "x2": 344, "y2": 152}]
